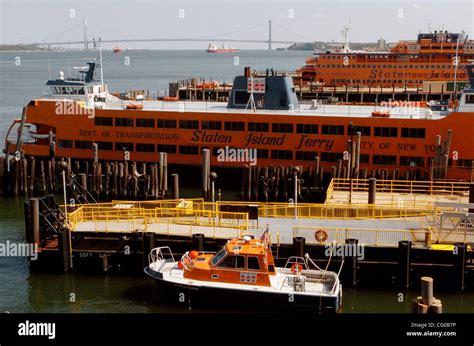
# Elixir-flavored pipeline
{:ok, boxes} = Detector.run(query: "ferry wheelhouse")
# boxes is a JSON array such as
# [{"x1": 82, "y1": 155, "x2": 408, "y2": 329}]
[
  {"x1": 144, "y1": 233, "x2": 342, "y2": 312},
  {"x1": 4, "y1": 62, "x2": 474, "y2": 180}
]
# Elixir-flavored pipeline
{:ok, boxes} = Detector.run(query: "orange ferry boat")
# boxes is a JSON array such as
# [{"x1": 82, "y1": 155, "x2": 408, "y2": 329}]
[
  {"x1": 144, "y1": 232, "x2": 342, "y2": 312},
  {"x1": 297, "y1": 30, "x2": 474, "y2": 88},
  {"x1": 4, "y1": 62, "x2": 474, "y2": 181}
]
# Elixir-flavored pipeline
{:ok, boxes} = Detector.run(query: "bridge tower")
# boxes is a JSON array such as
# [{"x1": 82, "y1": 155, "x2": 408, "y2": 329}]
[
  {"x1": 268, "y1": 20, "x2": 272, "y2": 50},
  {"x1": 84, "y1": 20, "x2": 89, "y2": 51}
]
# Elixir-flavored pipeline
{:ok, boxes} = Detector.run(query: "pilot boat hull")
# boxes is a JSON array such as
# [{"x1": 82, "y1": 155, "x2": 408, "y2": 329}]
[{"x1": 144, "y1": 264, "x2": 342, "y2": 313}]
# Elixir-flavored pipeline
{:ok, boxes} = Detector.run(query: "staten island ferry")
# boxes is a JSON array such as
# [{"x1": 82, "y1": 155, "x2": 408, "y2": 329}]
[
  {"x1": 297, "y1": 30, "x2": 474, "y2": 88},
  {"x1": 144, "y1": 232, "x2": 342, "y2": 312},
  {"x1": 4, "y1": 62, "x2": 474, "y2": 180}
]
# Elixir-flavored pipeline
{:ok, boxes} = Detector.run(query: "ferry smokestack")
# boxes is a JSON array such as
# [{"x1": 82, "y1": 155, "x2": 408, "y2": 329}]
[{"x1": 244, "y1": 66, "x2": 251, "y2": 77}]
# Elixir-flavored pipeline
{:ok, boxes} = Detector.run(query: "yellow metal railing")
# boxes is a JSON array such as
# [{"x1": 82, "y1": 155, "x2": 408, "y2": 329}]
[
  {"x1": 327, "y1": 178, "x2": 470, "y2": 201},
  {"x1": 292, "y1": 226, "x2": 434, "y2": 247}
]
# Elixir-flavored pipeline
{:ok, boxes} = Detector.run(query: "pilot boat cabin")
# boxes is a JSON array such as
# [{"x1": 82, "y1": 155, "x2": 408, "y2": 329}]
[{"x1": 181, "y1": 237, "x2": 276, "y2": 286}]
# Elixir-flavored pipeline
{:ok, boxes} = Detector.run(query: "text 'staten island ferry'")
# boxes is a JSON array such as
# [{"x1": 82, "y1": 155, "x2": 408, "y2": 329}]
[
  {"x1": 297, "y1": 30, "x2": 474, "y2": 87},
  {"x1": 4, "y1": 61, "x2": 474, "y2": 180},
  {"x1": 144, "y1": 232, "x2": 342, "y2": 312}
]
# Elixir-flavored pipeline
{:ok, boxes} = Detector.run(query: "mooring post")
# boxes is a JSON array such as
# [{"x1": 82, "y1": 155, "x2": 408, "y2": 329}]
[
  {"x1": 171, "y1": 174, "x2": 179, "y2": 199},
  {"x1": 453, "y1": 242, "x2": 466, "y2": 291},
  {"x1": 469, "y1": 183, "x2": 474, "y2": 213},
  {"x1": 31, "y1": 198, "x2": 40, "y2": 246},
  {"x1": 421, "y1": 276, "x2": 434, "y2": 306},
  {"x1": 202, "y1": 149, "x2": 210, "y2": 200},
  {"x1": 368, "y1": 177, "x2": 376, "y2": 204},
  {"x1": 58, "y1": 230, "x2": 70, "y2": 272},
  {"x1": 398, "y1": 240, "x2": 411, "y2": 288},
  {"x1": 344, "y1": 238, "x2": 358, "y2": 287},
  {"x1": 192, "y1": 233, "x2": 205, "y2": 252},
  {"x1": 79, "y1": 173, "x2": 87, "y2": 191},
  {"x1": 293, "y1": 237, "x2": 305, "y2": 258}
]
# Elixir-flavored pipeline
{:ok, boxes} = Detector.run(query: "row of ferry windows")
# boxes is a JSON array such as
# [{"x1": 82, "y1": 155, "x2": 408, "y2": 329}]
[
  {"x1": 94, "y1": 117, "x2": 425, "y2": 138},
  {"x1": 318, "y1": 64, "x2": 457, "y2": 69},
  {"x1": 61, "y1": 141, "x2": 451, "y2": 166}
]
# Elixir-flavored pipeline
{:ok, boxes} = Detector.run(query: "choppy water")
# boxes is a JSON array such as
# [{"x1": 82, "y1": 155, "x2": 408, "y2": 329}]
[{"x1": 0, "y1": 50, "x2": 473, "y2": 313}]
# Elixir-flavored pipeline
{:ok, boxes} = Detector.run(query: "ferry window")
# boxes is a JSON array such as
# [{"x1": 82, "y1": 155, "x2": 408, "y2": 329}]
[
  {"x1": 233, "y1": 90, "x2": 250, "y2": 105},
  {"x1": 401, "y1": 128, "x2": 426, "y2": 138},
  {"x1": 360, "y1": 154, "x2": 370, "y2": 164},
  {"x1": 466, "y1": 95, "x2": 474, "y2": 104},
  {"x1": 272, "y1": 123, "x2": 293, "y2": 133},
  {"x1": 457, "y1": 159, "x2": 474, "y2": 168},
  {"x1": 115, "y1": 117, "x2": 134, "y2": 127},
  {"x1": 225, "y1": 121, "x2": 245, "y2": 131},
  {"x1": 247, "y1": 256, "x2": 260, "y2": 271},
  {"x1": 373, "y1": 155, "x2": 397, "y2": 165},
  {"x1": 296, "y1": 151, "x2": 317, "y2": 161},
  {"x1": 58, "y1": 140, "x2": 73, "y2": 149},
  {"x1": 202, "y1": 121, "x2": 222, "y2": 130},
  {"x1": 348, "y1": 125, "x2": 371, "y2": 136},
  {"x1": 218, "y1": 255, "x2": 245, "y2": 269},
  {"x1": 115, "y1": 142, "x2": 134, "y2": 151},
  {"x1": 158, "y1": 144, "x2": 177, "y2": 154},
  {"x1": 400, "y1": 156, "x2": 424, "y2": 167},
  {"x1": 321, "y1": 152, "x2": 343, "y2": 162},
  {"x1": 94, "y1": 117, "x2": 113, "y2": 126},
  {"x1": 257, "y1": 149, "x2": 269, "y2": 159},
  {"x1": 179, "y1": 145, "x2": 199, "y2": 155},
  {"x1": 211, "y1": 249, "x2": 227, "y2": 267},
  {"x1": 75, "y1": 140, "x2": 92, "y2": 149},
  {"x1": 297, "y1": 124, "x2": 318, "y2": 134},
  {"x1": 136, "y1": 118, "x2": 155, "y2": 128},
  {"x1": 248, "y1": 122, "x2": 269, "y2": 132},
  {"x1": 136, "y1": 143, "x2": 155, "y2": 152},
  {"x1": 97, "y1": 141, "x2": 113, "y2": 151},
  {"x1": 374, "y1": 127, "x2": 398, "y2": 137},
  {"x1": 158, "y1": 119, "x2": 177, "y2": 128},
  {"x1": 271, "y1": 150, "x2": 293, "y2": 160},
  {"x1": 322, "y1": 125, "x2": 344, "y2": 135},
  {"x1": 179, "y1": 120, "x2": 199, "y2": 129}
]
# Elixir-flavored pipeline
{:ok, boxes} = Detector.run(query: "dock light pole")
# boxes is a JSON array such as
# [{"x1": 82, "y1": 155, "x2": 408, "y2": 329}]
[
  {"x1": 348, "y1": 122, "x2": 354, "y2": 204},
  {"x1": 294, "y1": 166, "x2": 300, "y2": 219},
  {"x1": 210, "y1": 172, "x2": 218, "y2": 212}
]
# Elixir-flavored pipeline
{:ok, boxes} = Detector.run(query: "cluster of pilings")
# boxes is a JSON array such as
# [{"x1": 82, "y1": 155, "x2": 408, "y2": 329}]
[
  {"x1": 432, "y1": 129, "x2": 452, "y2": 180},
  {"x1": 239, "y1": 162, "x2": 325, "y2": 203},
  {"x1": 0, "y1": 154, "x2": 179, "y2": 201},
  {"x1": 410, "y1": 277, "x2": 443, "y2": 314}
]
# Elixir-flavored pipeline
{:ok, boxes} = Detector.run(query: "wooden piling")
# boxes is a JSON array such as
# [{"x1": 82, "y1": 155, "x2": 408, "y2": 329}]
[
  {"x1": 398, "y1": 240, "x2": 411, "y2": 288},
  {"x1": 421, "y1": 276, "x2": 434, "y2": 306},
  {"x1": 171, "y1": 174, "x2": 179, "y2": 199}
]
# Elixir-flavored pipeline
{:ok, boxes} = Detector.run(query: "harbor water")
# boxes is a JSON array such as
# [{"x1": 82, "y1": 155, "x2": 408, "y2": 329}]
[{"x1": 0, "y1": 50, "x2": 473, "y2": 313}]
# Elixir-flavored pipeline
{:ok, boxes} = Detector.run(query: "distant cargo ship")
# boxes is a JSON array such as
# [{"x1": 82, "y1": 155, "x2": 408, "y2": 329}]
[
  {"x1": 297, "y1": 30, "x2": 474, "y2": 88},
  {"x1": 206, "y1": 44, "x2": 240, "y2": 53},
  {"x1": 113, "y1": 47, "x2": 123, "y2": 53}
]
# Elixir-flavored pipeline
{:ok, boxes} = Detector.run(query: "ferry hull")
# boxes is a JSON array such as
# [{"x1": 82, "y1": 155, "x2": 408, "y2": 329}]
[{"x1": 145, "y1": 266, "x2": 341, "y2": 313}]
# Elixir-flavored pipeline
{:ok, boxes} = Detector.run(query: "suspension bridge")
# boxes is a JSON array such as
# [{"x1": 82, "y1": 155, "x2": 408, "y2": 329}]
[{"x1": 36, "y1": 20, "x2": 314, "y2": 51}]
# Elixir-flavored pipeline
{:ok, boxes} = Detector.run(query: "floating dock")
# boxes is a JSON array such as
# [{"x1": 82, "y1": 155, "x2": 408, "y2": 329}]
[{"x1": 24, "y1": 178, "x2": 474, "y2": 291}]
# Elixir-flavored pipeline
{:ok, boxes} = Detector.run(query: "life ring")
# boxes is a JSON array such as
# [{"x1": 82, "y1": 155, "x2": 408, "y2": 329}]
[
  {"x1": 290, "y1": 263, "x2": 303, "y2": 274},
  {"x1": 314, "y1": 229, "x2": 328, "y2": 243}
]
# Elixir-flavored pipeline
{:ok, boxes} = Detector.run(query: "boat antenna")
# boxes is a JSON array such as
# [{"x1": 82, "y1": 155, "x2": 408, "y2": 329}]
[{"x1": 99, "y1": 37, "x2": 104, "y2": 89}]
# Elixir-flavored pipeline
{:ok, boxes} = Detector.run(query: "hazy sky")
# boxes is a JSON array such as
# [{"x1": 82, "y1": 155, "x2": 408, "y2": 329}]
[{"x1": 1, "y1": 0, "x2": 473, "y2": 49}]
